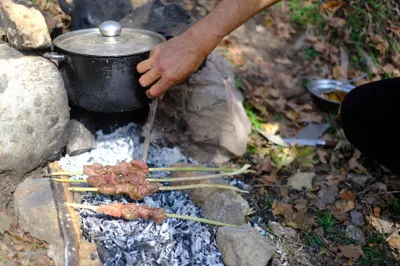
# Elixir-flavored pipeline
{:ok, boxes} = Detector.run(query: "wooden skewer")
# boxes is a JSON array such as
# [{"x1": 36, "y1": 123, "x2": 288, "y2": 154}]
[
  {"x1": 47, "y1": 165, "x2": 254, "y2": 176},
  {"x1": 67, "y1": 183, "x2": 249, "y2": 194},
  {"x1": 66, "y1": 202, "x2": 237, "y2": 227},
  {"x1": 52, "y1": 165, "x2": 252, "y2": 183}
]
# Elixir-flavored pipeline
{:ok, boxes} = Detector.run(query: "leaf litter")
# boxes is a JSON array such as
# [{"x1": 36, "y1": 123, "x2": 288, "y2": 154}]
[{"x1": 207, "y1": 0, "x2": 400, "y2": 264}]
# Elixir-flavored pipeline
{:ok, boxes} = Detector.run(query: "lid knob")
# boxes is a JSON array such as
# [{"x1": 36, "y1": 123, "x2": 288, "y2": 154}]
[{"x1": 99, "y1": 21, "x2": 122, "y2": 37}]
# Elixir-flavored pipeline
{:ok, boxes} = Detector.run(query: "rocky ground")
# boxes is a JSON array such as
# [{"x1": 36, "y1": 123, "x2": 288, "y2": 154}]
[
  {"x1": 1, "y1": 0, "x2": 400, "y2": 265},
  {"x1": 187, "y1": 0, "x2": 400, "y2": 265}
]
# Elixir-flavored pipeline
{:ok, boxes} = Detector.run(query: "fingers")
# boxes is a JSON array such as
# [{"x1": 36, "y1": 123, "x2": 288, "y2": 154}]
[
  {"x1": 146, "y1": 78, "x2": 174, "y2": 99},
  {"x1": 138, "y1": 67, "x2": 161, "y2": 88},
  {"x1": 137, "y1": 57, "x2": 153, "y2": 74}
]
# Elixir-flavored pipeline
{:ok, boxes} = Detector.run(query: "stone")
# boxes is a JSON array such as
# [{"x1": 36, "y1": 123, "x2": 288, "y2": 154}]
[
  {"x1": 268, "y1": 221, "x2": 298, "y2": 240},
  {"x1": 350, "y1": 210, "x2": 365, "y2": 226},
  {"x1": 345, "y1": 224, "x2": 366, "y2": 245},
  {"x1": 201, "y1": 190, "x2": 249, "y2": 226},
  {"x1": 0, "y1": 0, "x2": 51, "y2": 49},
  {"x1": 170, "y1": 162, "x2": 229, "y2": 207},
  {"x1": 217, "y1": 225, "x2": 276, "y2": 266},
  {"x1": 153, "y1": 51, "x2": 251, "y2": 164},
  {"x1": 287, "y1": 172, "x2": 315, "y2": 190},
  {"x1": 0, "y1": 43, "x2": 70, "y2": 179},
  {"x1": 313, "y1": 184, "x2": 338, "y2": 210},
  {"x1": 0, "y1": 212, "x2": 12, "y2": 234},
  {"x1": 347, "y1": 173, "x2": 373, "y2": 187},
  {"x1": 58, "y1": 0, "x2": 134, "y2": 30},
  {"x1": 66, "y1": 113, "x2": 96, "y2": 156},
  {"x1": 120, "y1": 0, "x2": 195, "y2": 36},
  {"x1": 13, "y1": 178, "x2": 64, "y2": 266},
  {"x1": 0, "y1": 25, "x2": 6, "y2": 41}
]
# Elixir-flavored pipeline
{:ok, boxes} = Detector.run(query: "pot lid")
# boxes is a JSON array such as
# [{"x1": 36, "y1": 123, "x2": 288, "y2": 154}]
[{"x1": 53, "y1": 21, "x2": 166, "y2": 57}]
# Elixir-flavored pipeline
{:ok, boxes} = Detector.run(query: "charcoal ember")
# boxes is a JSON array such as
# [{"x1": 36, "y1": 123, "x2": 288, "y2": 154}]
[{"x1": 58, "y1": 123, "x2": 223, "y2": 265}]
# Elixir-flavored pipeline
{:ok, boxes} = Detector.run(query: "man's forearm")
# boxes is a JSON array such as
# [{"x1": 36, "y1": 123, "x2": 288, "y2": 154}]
[{"x1": 185, "y1": 0, "x2": 281, "y2": 56}]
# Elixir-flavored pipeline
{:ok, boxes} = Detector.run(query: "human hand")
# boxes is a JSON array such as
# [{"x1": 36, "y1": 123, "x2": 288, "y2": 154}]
[{"x1": 137, "y1": 33, "x2": 209, "y2": 99}]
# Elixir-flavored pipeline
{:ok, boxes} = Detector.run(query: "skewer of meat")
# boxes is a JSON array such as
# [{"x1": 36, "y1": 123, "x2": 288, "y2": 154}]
[
  {"x1": 66, "y1": 202, "x2": 236, "y2": 227},
  {"x1": 52, "y1": 164, "x2": 252, "y2": 184},
  {"x1": 47, "y1": 160, "x2": 254, "y2": 176},
  {"x1": 67, "y1": 182, "x2": 248, "y2": 200}
]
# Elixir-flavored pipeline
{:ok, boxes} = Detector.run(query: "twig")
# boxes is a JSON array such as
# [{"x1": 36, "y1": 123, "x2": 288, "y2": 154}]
[
  {"x1": 65, "y1": 202, "x2": 237, "y2": 227},
  {"x1": 160, "y1": 184, "x2": 249, "y2": 193},
  {"x1": 66, "y1": 203, "x2": 99, "y2": 211},
  {"x1": 68, "y1": 183, "x2": 249, "y2": 193},
  {"x1": 141, "y1": 98, "x2": 158, "y2": 162},
  {"x1": 47, "y1": 166, "x2": 254, "y2": 176},
  {"x1": 366, "y1": 191, "x2": 400, "y2": 197},
  {"x1": 251, "y1": 184, "x2": 291, "y2": 189},
  {"x1": 166, "y1": 214, "x2": 237, "y2": 227},
  {"x1": 52, "y1": 165, "x2": 252, "y2": 183},
  {"x1": 265, "y1": 228, "x2": 303, "y2": 246}
]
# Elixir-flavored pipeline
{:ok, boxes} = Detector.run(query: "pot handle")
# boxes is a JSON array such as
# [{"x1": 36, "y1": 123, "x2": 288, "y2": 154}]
[
  {"x1": 157, "y1": 32, "x2": 175, "y2": 40},
  {"x1": 43, "y1": 52, "x2": 66, "y2": 61}
]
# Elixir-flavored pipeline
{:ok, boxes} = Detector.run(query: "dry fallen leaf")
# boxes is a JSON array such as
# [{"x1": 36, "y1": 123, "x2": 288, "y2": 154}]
[
  {"x1": 256, "y1": 158, "x2": 273, "y2": 174},
  {"x1": 232, "y1": 55, "x2": 245, "y2": 65},
  {"x1": 259, "y1": 173, "x2": 277, "y2": 185},
  {"x1": 317, "y1": 149, "x2": 328, "y2": 164},
  {"x1": 373, "y1": 207, "x2": 380, "y2": 218},
  {"x1": 284, "y1": 109, "x2": 300, "y2": 123},
  {"x1": 335, "y1": 200, "x2": 355, "y2": 213},
  {"x1": 387, "y1": 232, "x2": 400, "y2": 251},
  {"x1": 339, "y1": 189, "x2": 355, "y2": 201},
  {"x1": 329, "y1": 17, "x2": 346, "y2": 28},
  {"x1": 321, "y1": 0, "x2": 345, "y2": 14},
  {"x1": 272, "y1": 200, "x2": 293, "y2": 217},
  {"x1": 336, "y1": 245, "x2": 365, "y2": 261},
  {"x1": 262, "y1": 123, "x2": 280, "y2": 135},
  {"x1": 367, "y1": 34, "x2": 389, "y2": 55},
  {"x1": 280, "y1": 187, "x2": 289, "y2": 199},
  {"x1": 333, "y1": 65, "x2": 347, "y2": 81},
  {"x1": 313, "y1": 42, "x2": 327, "y2": 53}
]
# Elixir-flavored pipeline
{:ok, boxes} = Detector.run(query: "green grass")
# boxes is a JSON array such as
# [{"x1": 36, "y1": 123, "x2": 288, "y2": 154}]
[
  {"x1": 244, "y1": 103, "x2": 264, "y2": 130},
  {"x1": 303, "y1": 48, "x2": 320, "y2": 60},
  {"x1": 391, "y1": 198, "x2": 400, "y2": 220},
  {"x1": 361, "y1": 233, "x2": 395, "y2": 266},
  {"x1": 288, "y1": 0, "x2": 325, "y2": 31},
  {"x1": 246, "y1": 143, "x2": 259, "y2": 155},
  {"x1": 274, "y1": 112, "x2": 283, "y2": 122},
  {"x1": 315, "y1": 212, "x2": 339, "y2": 230}
]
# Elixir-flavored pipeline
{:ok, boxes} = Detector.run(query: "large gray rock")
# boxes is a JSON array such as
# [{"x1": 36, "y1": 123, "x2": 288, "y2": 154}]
[
  {"x1": 66, "y1": 115, "x2": 96, "y2": 156},
  {"x1": 170, "y1": 162, "x2": 230, "y2": 207},
  {"x1": 201, "y1": 190, "x2": 249, "y2": 226},
  {"x1": 0, "y1": 43, "x2": 70, "y2": 178},
  {"x1": 217, "y1": 225, "x2": 276, "y2": 266},
  {"x1": 0, "y1": 0, "x2": 51, "y2": 49},
  {"x1": 153, "y1": 51, "x2": 251, "y2": 164},
  {"x1": 13, "y1": 178, "x2": 64, "y2": 266}
]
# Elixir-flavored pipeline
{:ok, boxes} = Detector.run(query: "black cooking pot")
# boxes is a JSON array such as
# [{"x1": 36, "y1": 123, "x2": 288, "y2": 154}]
[{"x1": 43, "y1": 21, "x2": 166, "y2": 113}]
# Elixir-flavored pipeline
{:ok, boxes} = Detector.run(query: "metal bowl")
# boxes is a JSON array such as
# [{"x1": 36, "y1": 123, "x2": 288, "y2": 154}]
[{"x1": 307, "y1": 79, "x2": 355, "y2": 113}]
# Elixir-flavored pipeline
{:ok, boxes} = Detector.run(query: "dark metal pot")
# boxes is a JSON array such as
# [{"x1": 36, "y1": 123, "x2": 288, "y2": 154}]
[{"x1": 43, "y1": 21, "x2": 166, "y2": 113}]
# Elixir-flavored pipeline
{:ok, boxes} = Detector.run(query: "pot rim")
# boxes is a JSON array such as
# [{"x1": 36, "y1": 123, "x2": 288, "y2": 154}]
[{"x1": 53, "y1": 27, "x2": 166, "y2": 57}]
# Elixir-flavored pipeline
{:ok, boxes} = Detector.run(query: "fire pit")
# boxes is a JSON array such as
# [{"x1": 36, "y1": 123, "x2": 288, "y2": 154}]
[{"x1": 58, "y1": 122, "x2": 225, "y2": 265}]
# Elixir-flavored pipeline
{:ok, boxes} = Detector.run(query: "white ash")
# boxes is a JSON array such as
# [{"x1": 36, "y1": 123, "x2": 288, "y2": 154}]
[{"x1": 58, "y1": 123, "x2": 224, "y2": 265}]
